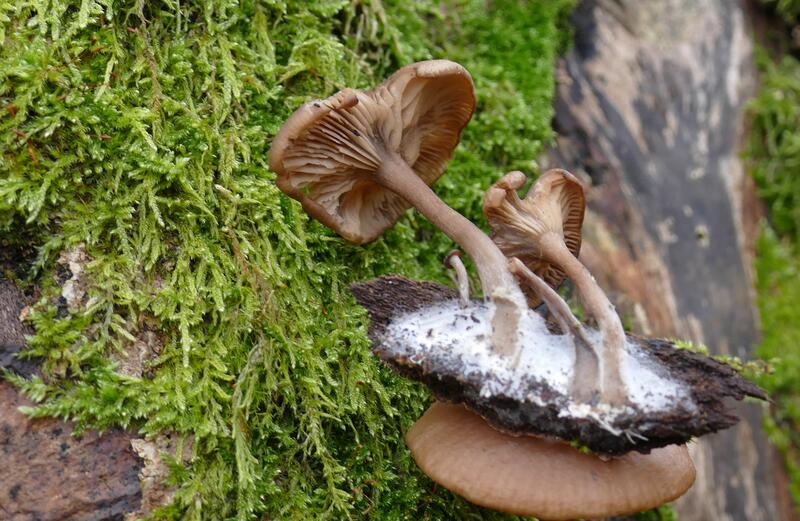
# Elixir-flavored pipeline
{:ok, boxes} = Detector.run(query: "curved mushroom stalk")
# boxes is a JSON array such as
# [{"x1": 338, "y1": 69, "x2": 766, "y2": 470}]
[
  {"x1": 270, "y1": 60, "x2": 528, "y2": 359},
  {"x1": 444, "y1": 251, "x2": 470, "y2": 307},
  {"x1": 508, "y1": 258, "x2": 600, "y2": 403},
  {"x1": 485, "y1": 170, "x2": 627, "y2": 406}
]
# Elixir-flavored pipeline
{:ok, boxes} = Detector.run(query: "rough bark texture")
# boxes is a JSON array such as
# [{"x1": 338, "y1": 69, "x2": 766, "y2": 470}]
[
  {"x1": 1, "y1": 273, "x2": 143, "y2": 520},
  {"x1": 546, "y1": 0, "x2": 790, "y2": 518},
  {"x1": 0, "y1": 381, "x2": 142, "y2": 521},
  {"x1": 0, "y1": 278, "x2": 36, "y2": 377},
  {"x1": 352, "y1": 276, "x2": 764, "y2": 455}
]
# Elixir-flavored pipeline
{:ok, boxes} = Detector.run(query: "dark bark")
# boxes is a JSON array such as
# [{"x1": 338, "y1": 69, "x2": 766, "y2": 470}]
[
  {"x1": 547, "y1": 0, "x2": 791, "y2": 518},
  {"x1": 352, "y1": 275, "x2": 764, "y2": 456}
]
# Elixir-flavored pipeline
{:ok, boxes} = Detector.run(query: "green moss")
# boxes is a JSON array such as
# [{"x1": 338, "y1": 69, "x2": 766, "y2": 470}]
[
  {"x1": 633, "y1": 505, "x2": 678, "y2": 521},
  {"x1": 1, "y1": 0, "x2": 580, "y2": 519},
  {"x1": 747, "y1": 47, "x2": 800, "y2": 513},
  {"x1": 568, "y1": 439, "x2": 594, "y2": 456},
  {"x1": 747, "y1": 50, "x2": 800, "y2": 242},
  {"x1": 672, "y1": 340, "x2": 772, "y2": 380},
  {"x1": 671, "y1": 339, "x2": 711, "y2": 356},
  {"x1": 759, "y1": 0, "x2": 800, "y2": 24},
  {"x1": 754, "y1": 229, "x2": 800, "y2": 509}
]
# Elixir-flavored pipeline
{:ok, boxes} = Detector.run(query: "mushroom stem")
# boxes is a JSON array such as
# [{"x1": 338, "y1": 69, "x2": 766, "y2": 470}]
[
  {"x1": 445, "y1": 251, "x2": 470, "y2": 307},
  {"x1": 508, "y1": 257, "x2": 600, "y2": 402},
  {"x1": 377, "y1": 154, "x2": 516, "y2": 292},
  {"x1": 539, "y1": 233, "x2": 627, "y2": 406},
  {"x1": 377, "y1": 153, "x2": 527, "y2": 357}
]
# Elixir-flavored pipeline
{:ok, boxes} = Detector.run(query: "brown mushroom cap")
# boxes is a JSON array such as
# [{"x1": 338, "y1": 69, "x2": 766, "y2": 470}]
[
  {"x1": 270, "y1": 60, "x2": 476, "y2": 244},
  {"x1": 484, "y1": 169, "x2": 585, "y2": 307},
  {"x1": 407, "y1": 402, "x2": 695, "y2": 520}
]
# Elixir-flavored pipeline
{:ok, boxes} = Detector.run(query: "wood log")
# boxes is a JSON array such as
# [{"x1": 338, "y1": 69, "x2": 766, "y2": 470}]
[{"x1": 548, "y1": 0, "x2": 793, "y2": 519}]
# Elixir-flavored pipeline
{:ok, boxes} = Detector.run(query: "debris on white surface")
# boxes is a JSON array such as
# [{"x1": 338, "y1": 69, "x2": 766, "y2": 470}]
[{"x1": 380, "y1": 299, "x2": 694, "y2": 425}]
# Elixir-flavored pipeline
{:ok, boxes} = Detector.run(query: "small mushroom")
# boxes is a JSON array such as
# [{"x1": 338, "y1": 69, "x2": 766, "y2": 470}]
[
  {"x1": 483, "y1": 170, "x2": 582, "y2": 307},
  {"x1": 407, "y1": 402, "x2": 695, "y2": 520},
  {"x1": 484, "y1": 169, "x2": 627, "y2": 405},
  {"x1": 444, "y1": 250, "x2": 470, "y2": 307},
  {"x1": 271, "y1": 60, "x2": 527, "y2": 357}
]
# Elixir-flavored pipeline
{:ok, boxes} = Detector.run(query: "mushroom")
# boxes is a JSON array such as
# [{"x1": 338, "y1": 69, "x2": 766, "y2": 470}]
[
  {"x1": 270, "y1": 60, "x2": 528, "y2": 357},
  {"x1": 444, "y1": 250, "x2": 470, "y2": 307},
  {"x1": 484, "y1": 169, "x2": 627, "y2": 405},
  {"x1": 407, "y1": 401, "x2": 696, "y2": 520},
  {"x1": 482, "y1": 170, "x2": 582, "y2": 308}
]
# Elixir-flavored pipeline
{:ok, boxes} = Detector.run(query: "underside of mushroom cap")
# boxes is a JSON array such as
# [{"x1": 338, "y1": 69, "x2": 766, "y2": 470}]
[
  {"x1": 270, "y1": 60, "x2": 476, "y2": 244},
  {"x1": 407, "y1": 402, "x2": 695, "y2": 520},
  {"x1": 484, "y1": 169, "x2": 585, "y2": 306}
]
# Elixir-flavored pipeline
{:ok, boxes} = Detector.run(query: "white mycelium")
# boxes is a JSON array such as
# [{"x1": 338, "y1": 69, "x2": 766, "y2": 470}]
[{"x1": 381, "y1": 299, "x2": 694, "y2": 429}]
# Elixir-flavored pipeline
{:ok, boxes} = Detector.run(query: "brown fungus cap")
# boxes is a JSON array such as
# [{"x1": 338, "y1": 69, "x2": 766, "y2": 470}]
[
  {"x1": 407, "y1": 402, "x2": 695, "y2": 521},
  {"x1": 484, "y1": 169, "x2": 585, "y2": 307},
  {"x1": 270, "y1": 60, "x2": 476, "y2": 244}
]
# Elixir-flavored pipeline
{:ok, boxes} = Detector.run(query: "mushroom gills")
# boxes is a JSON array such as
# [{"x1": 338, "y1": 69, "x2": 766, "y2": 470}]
[{"x1": 271, "y1": 59, "x2": 530, "y2": 360}]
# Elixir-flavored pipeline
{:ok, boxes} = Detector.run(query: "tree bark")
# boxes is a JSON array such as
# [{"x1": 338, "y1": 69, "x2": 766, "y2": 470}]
[{"x1": 548, "y1": 1, "x2": 794, "y2": 519}]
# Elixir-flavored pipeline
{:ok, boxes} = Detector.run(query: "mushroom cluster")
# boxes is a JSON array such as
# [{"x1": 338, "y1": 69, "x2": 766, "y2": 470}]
[
  {"x1": 485, "y1": 169, "x2": 626, "y2": 405},
  {"x1": 270, "y1": 60, "x2": 764, "y2": 520}
]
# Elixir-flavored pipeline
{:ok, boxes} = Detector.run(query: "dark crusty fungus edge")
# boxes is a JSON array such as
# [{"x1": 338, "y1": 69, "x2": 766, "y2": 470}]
[
  {"x1": 351, "y1": 275, "x2": 767, "y2": 455},
  {"x1": 269, "y1": 60, "x2": 529, "y2": 359},
  {"x1": 485, "y1": 169, "x2": 627, "y2": 406}
]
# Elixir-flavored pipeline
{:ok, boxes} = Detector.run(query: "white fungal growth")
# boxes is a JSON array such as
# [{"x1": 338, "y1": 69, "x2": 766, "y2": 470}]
[{"x1": 380, "y1": 299, "x2": 695, "y2": 426}]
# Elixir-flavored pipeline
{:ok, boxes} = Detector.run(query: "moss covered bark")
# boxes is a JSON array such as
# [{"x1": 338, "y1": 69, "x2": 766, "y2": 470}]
[{"x1": 1, "y1": 1, "x2": 579, "y2": 519}]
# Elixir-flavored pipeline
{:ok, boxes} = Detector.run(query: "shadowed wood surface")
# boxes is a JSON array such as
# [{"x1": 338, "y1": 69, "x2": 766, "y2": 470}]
[
  {"x1": 0, "y1": 279, "x2": 36, "y2": 377},
  {"x1": 547, "y1": 0, "x2": 792, "y2": 519}
]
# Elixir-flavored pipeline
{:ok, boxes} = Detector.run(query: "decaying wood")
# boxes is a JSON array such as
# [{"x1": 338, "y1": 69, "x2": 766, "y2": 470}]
[
  {"x1": 0, "y1": 278, "x2": 36, "y2": 377},
  {"x1": 351, "y1": 276, "x2": 765, "y2": 456},
  {"x1": 547, "y1": 0, "x2": 789, "y2": 518}
]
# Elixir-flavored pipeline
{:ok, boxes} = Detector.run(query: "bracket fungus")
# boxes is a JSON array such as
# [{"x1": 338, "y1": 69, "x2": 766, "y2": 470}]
[
  {"x1": 406, "y1": 402, "x2": 696, "y2": 520},
  {"x1": 270, "y1": 59, "x2": 528, "y2": 358}
]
